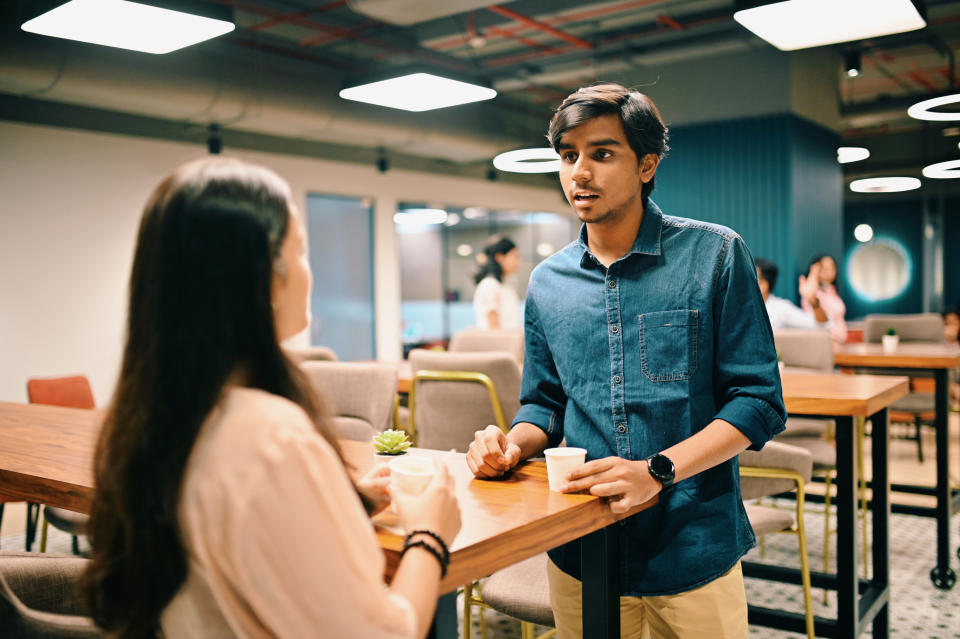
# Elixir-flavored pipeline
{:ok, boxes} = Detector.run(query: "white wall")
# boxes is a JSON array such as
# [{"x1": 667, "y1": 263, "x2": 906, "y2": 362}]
[{"x1": 0, "y1": 120, "x2": 568, "y2": 404}]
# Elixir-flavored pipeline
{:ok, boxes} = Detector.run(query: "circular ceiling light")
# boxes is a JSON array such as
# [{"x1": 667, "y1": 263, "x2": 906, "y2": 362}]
[
  {"x1": 535, "y1": 242, "x2": 555, "y2": 257},
  {"x1": 922, "y1": 159, "x2": 960, "y2": 179},
  {"x1": 854, "y1": 223, "x2": 874, "y2": 243},
  {"x1": 849, "y1": 177, "x2": 921, "y2": 193},
  {"x1": 907, "y1": 94, "x2": 960, "y2": 121},
  {"x1": 837, "y1": 147, "x2": 869, "y2": 163},
  {"x1": 393, "y1": 208, "x2": 448, "y2": 225},
  {"x1": 456, "y1": 243, "x2": 473, "y2": 256},
  {"x1": 493, "y1": 148, "x2": 561, "y2": 174}
]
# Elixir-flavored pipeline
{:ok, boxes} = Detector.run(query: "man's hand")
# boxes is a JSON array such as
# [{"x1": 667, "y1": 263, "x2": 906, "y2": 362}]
[
  {"x1": 466, "y1": 424, "x2": 522, "y2": 478},
  {"x1": 798, "y1": 262, "x2": 822, "y2": 305},
  {"x1": 562, "y1": 457, "x2": 661, "y2": 514}
]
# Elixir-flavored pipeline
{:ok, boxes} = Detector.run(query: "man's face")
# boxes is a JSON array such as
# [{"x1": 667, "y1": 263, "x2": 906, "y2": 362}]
[
  {"x1": 756, "y1": 267, "x2": 770, "y2": 301},
  {"x1": 557, "y1": 113, "x2": 658, "y2": 225}
]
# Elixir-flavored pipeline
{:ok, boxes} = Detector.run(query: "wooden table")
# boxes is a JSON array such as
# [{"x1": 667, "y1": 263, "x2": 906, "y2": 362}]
[
  {"x1": 744, "y1": 372, "x2": 908, "y2": 639},
  {"x1": 0, "y1": 401, "x2": 653, "y2": 638},
  {"x1": 834, "y1": 343, "x2": 960, "y2": 590}
]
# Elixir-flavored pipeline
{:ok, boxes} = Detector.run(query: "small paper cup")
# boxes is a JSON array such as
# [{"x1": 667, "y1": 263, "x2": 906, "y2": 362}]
[
  {"x1": 544, "y1": 447, "x2": 587, "y2": 492},
  {"x1": 389, "y1": 455, "x2": 436, "y2": 497}
]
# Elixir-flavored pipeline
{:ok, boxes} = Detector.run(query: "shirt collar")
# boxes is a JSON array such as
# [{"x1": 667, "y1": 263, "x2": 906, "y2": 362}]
[{"x1": 575, "y1": 199, "x2": 664, "y2": 268}]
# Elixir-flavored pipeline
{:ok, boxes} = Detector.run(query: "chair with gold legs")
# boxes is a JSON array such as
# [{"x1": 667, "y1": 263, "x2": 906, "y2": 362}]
[
  {"x1": 740, "y1": 441, "x2": 815, "y2": 639},
  {"x1": 406, "y1": 349, "x2": 523, "y2": 639}
]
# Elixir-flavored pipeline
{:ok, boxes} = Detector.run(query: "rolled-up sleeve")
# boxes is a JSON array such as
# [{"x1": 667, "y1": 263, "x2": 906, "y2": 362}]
[
  {"x1": 513, "y1": 286, "x2": 566, "y2": 444},
  {"x1": 711, "y1": 236, "x2": 786, "y2": 450}
]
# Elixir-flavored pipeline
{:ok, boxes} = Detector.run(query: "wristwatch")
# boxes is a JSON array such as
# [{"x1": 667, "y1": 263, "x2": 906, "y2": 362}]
[{"x1": 645, "y1": 453, "x2": 675, "y2": 491}]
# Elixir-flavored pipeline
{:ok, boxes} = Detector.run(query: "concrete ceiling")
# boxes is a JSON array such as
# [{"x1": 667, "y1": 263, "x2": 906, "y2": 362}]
[{"x1": 2, "y1": 0, "x2": 959, "y2": 194}]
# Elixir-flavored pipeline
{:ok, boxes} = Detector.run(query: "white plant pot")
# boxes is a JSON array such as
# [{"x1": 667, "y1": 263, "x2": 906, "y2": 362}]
[{"x1": 882, "y1": 335, "x2": 899, "y2": 353}]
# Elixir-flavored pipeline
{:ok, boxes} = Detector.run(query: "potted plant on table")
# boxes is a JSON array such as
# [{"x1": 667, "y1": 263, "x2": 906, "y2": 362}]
[
  {"x1": 373, "y1": 429, "x2": 411, "y2": 457},
  {"x1": 882, "y1": 327, "x2": 899, "y2": 353}
]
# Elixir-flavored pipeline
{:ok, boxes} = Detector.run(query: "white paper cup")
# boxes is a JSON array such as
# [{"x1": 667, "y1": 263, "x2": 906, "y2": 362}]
[
  {"x1": 389, "y1": 455, "x2": 436, "y2": 496},
  {"x1": 881, "y1": 335, "x2": 899, "y2": 354},
  {"x1": 544, "y1": 447, "x2": 587, "y2": 492}
]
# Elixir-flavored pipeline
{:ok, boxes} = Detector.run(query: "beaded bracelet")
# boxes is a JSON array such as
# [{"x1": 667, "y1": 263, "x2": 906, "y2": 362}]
[
  {"x1": 407, "y1": 529, "x2": 450, "y2": 564},
  {"x1": 401, "y1": 540, "x2": 448, "y2": 577}
]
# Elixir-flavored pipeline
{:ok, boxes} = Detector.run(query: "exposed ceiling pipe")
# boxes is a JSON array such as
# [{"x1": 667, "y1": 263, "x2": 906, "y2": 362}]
[
  {"x1": 245, "y1": 1, "x2": 347, "y2": 32},
  {"x1": 485, "y1": 5, "x2": 593, "y2": 49},
  {"x1": 0, "y1": 37, "x2": 523, "y2": 163}
]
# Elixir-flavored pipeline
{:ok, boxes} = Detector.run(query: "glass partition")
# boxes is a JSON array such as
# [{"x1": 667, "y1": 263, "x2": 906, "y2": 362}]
[{"x1": 396, "y1": 204, "x2": 575, "y2": 353}]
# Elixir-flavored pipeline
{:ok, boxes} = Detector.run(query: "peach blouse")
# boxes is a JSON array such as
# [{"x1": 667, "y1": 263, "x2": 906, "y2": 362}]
[{"x1": 161, "y1": 387, "x2": 417, "y2": 638}]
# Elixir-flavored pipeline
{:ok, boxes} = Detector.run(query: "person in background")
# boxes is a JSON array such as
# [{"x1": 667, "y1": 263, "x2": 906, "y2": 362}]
[
  {"x1": 466, "y1": 83, "x2": 785, "y2": 638},
  {"x1": 802, "y1": 254, "x2": 847, "y2": 343},
  {"x1": 473, "y1": 235, "x2": 522, "y2": 330},
  {"x1": 82, "y1": 157, "x2": 460, "y2": 639},
  {"x1": 755, "y1": 257, "x2": 829, "y2": 330}
]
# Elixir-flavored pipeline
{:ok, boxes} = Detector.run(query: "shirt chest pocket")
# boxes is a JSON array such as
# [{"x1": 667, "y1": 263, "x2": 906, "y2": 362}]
[{"x1": 638, "y1": 309, "x2": 699, "y2": 382}]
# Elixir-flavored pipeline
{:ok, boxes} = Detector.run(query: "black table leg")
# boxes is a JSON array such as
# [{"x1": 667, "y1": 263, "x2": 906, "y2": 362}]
[
  {"x1": 871, "y1": 408, "x2": 891, "y2": 638},
  {"x1": 582, "y1": 525, "x2": 619, "y2": 638},
  {"x1": 427, "y1": 591, "x2": 458, "y2": 639},
  {"x1": 931, "y1": 369, "x2": 956, "y2": 590},
  {"x1": 836, "y1": 415, "x2": 859, "y2": 637}
]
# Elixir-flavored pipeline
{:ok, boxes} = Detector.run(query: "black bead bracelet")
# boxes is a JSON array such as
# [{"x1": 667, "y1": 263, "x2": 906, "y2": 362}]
[{"x1": 401, "y1": 539, "x2": 448, "y2": 577}]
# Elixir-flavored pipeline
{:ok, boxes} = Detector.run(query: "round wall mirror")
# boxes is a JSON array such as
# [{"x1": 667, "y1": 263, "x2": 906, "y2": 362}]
[{"x1": 847, "y1": 240, "x2": 910, "y2": 301}]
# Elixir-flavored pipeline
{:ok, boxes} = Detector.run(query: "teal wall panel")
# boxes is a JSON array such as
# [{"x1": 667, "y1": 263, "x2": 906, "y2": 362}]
[{"x1": 654, "y1": 114, "x2": 842, "y2": 301}]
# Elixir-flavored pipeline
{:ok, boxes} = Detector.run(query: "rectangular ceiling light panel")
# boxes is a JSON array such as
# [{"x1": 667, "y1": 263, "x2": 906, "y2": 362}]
[
  {"x1": 734, "y1": 0, "x2": 925, "y2": 51},
  {"x1": 339, "y1": 73, "x2": 497, "y2": 112},
  {"x1": 21, "y1": 0, "x2": 235, "y2": 55}
]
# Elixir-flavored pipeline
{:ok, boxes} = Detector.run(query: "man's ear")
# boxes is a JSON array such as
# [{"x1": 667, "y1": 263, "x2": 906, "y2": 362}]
[{"x1": 639, "y1": 153, "x2": 660, "y2": 184}]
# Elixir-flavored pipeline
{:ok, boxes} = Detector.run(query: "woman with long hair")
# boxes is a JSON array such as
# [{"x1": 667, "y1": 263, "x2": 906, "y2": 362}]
[
  {"x1": 82, "y1": 157, "x2": 460, "y2": 638},
  {"x1": 802, "y1": 253, "x2": 847, "y2": 343},
  {"x1": 473, "y1": 235, "x2": 521, "y2": 330}
]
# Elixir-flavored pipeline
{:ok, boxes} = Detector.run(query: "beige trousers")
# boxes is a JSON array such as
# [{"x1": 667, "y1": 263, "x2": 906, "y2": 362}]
[{"x1": 546, "y1": 557, "x2": 748, "y2": 639}]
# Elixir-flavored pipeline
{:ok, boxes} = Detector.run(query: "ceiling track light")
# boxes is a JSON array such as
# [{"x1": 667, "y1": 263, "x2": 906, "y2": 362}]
[
  {"x1": 844, "y1": 50, "x2": 861, "y2": 78},
  {"x1": 733, "y1": 0, "x2": 926, "y2": 51}
]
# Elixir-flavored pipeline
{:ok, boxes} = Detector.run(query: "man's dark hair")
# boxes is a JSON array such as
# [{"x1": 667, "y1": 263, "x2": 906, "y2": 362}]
[
  {"x1": 547, "y1": 83, "x2": 669, "y2": 206},
  {"x1": 754, "y1": 257, "x2": 779, "y2": 291}
]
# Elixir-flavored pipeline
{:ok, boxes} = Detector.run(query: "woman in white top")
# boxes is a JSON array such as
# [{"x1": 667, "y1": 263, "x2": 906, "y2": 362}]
[
  {"x1": 81, "y1": 157, "x2": 460, "y2": 639},
  {"x1": 473, "y1": 235, "x2": 522, "y2": 329}
]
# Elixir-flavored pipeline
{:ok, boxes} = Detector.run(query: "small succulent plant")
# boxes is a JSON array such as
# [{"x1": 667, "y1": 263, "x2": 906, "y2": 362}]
[
  {"x1": 886, "y1": 326, "x2": 898, "y2": 336},
  {"x1": 373, "y1": 429, "x2": 411, "y2": 455}
]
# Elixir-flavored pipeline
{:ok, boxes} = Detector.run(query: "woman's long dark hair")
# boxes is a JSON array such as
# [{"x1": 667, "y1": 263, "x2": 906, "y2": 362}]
[
  {"x1": 473, "y1": 235, "x2": 516, "y2": 284},
  {"x1": 81, "y1": 157, "x2": 339, "y2": 639}
]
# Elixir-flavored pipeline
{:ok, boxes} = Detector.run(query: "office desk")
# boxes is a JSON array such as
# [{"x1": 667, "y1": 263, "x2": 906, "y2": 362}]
[
  {"x1": 834, "y1": 343, "x2": 960, "y2": 590},
  {"x1": 744, "y1": 373, "x2": 908, "y2": 639},
  {"x1": 0, "y1": 402, "x2": 654, "y2": 638}
]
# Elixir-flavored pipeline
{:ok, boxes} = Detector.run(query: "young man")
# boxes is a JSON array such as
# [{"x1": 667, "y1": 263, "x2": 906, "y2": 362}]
[
  {"x1": 755, "y1": 257, "x2": 830, "y2": 330},
  {"x1": 466, "y1": 84, "x2": 786, "y2": 638}
]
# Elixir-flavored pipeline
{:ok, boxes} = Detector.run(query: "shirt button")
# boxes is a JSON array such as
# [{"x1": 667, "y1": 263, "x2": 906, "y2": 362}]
[
  {"x1": 613, "y1": 375, "x2": 622, "y2": 384},
  {"x1": 617, "y1": 424, "x2": 627, "y2": 433},
  {"x1": 611, "y1": 325, "x2": 619, "y2": 334},
  {"x1": 608, "y1": 280, "x2": 617, "y2": 288}
]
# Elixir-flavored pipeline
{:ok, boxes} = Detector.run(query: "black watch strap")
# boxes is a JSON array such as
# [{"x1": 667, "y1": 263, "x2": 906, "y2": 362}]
[{"x1": 646, "y1": 453, "x2": 676, "y2": 491}]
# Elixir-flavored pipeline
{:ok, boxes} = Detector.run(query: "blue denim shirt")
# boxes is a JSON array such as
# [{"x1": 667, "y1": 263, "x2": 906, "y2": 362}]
[{"x1": 514, "y1": 201, "x2": 786, "y2": 596}]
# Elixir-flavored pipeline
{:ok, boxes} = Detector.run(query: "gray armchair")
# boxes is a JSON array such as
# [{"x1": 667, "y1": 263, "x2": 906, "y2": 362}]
[
  {"x1": 0, "y1": 552, "x2": 100, "y2": 638},
  {"x1": 300, "y1": 361, "x2": 397, "y2": 442}
]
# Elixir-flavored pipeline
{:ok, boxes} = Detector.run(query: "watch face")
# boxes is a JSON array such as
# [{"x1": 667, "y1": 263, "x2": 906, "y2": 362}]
[{"x1": 650, "y1": 454, "x2": 674, "y2": 479}]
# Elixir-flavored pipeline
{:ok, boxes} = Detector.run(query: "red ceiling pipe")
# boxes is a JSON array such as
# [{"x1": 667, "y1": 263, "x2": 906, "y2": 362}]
[
  {"x1": 431, "y1": 0, "x2": 672, "y2": 51},
  {"x1": 300, "y1": 20, "x2": 377, "y2": 47},
  {"x1": 486, "y1": 5, "x2": 592, "y2": 49},
  {"x1": 657, "y1": 15, "x2": 685, "y2": 30},
  {"x1": 246, "y1": 1, "x2": 346, "y2": 32}
]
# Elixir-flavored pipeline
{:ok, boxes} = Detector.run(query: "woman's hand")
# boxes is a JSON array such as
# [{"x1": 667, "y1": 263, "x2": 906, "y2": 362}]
[
  {"x1": 391, "y1": 464, "x2": 462, "y2": 546},
  {"x1": 356, "y1": 463, "x2": 391, "y2": 516}
]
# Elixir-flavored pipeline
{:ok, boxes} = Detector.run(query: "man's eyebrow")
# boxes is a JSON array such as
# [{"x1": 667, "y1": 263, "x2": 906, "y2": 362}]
[{"x1": 557, "y1": 138, "x2": 623, "y2": 149}]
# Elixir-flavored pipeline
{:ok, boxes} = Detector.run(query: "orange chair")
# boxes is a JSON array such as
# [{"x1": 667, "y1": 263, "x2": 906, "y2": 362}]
[{"x1": 25, "y1": 376, "x2": 94, "y2": 555}]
